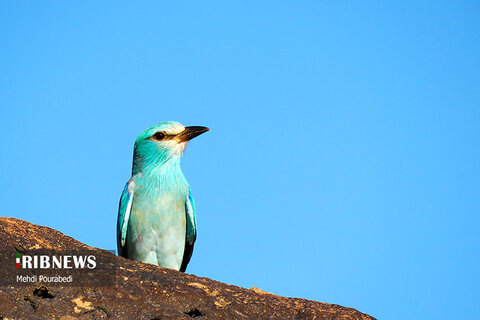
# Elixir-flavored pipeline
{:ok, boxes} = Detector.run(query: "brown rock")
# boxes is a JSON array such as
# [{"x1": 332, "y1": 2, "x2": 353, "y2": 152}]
[{"x1": 0, "y1": 217, "x2": 376, "y2": 319}]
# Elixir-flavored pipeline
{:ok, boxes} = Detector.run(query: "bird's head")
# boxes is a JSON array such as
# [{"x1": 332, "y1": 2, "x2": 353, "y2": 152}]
[{"x1": 132, "y1": 121, "x2": 209, "y2": 173}]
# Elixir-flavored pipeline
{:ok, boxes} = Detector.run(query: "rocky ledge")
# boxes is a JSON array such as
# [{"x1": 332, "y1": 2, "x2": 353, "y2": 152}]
[{"x1": 0, "y1": 218, "x2": 375, "y2": 319}]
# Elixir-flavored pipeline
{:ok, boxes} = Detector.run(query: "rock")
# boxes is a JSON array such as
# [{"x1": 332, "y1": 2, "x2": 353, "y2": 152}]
[{"x1": 0, "y1": 218, "x2": 375, "y2": 319}]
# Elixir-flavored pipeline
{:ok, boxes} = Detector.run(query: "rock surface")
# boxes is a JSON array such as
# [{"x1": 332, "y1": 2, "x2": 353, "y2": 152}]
[{"x1": 0, "y1": 218, "x2": 375, "y2": 319}]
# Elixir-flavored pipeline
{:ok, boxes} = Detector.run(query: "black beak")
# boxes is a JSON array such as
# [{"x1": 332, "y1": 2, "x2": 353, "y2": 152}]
[{"x1": 177, "y1": 126, "x2": 210, "y2": 142}]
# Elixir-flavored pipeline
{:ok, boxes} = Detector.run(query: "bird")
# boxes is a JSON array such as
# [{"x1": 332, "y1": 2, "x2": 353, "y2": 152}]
[{"x1": 117, "y1": 121, "x2": 209, "y2": 272}]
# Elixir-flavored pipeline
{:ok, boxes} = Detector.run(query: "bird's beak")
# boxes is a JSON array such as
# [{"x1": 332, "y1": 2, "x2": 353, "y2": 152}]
[{"x1": 177, "y1": 126, "x2": 210, "y2": 142}]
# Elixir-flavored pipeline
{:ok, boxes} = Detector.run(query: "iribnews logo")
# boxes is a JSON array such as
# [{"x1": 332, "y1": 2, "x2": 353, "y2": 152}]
[{"x1": 15, "y1": 253, "x2": 97, "y2": 269}]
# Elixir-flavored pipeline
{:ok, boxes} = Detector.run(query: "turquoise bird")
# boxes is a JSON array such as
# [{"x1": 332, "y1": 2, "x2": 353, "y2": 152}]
[{"x1": 117, "y1": 121, "x2": 209, "y2": 272}]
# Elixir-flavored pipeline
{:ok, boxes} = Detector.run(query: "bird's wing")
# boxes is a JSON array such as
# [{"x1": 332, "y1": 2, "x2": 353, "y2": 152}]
[
  {"x1": 180, "y1": 188, "x2": 197, "y2": 272},
  {"x1": 117, "y1": 179, "x2": 135, "y2": 257}
]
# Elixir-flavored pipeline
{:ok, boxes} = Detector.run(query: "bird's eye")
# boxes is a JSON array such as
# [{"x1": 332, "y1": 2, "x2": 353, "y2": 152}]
[{"x1": 152, "y1": 132, "x2": 166, "y2": 141}]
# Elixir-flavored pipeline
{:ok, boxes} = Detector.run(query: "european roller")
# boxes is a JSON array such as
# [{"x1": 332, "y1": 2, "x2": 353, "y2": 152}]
[{"x1": 117, "y1": 121, "x2": 209, "y2": 272}]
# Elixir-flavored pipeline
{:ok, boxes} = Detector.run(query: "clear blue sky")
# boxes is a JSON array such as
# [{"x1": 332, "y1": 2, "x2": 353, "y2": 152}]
[{"x1": 1, "y1": 2, "x2": 479, "y2": 319}]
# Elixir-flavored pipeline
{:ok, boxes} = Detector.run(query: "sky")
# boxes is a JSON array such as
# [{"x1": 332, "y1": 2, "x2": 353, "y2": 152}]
[{"x1": 1, "y1": 2, "x2": 479, "y2": 319}]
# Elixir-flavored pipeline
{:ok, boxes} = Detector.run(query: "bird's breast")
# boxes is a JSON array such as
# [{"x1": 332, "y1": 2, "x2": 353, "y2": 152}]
[{"x1": 126, "y1": 189, "x2": 187, "y2": 268}]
